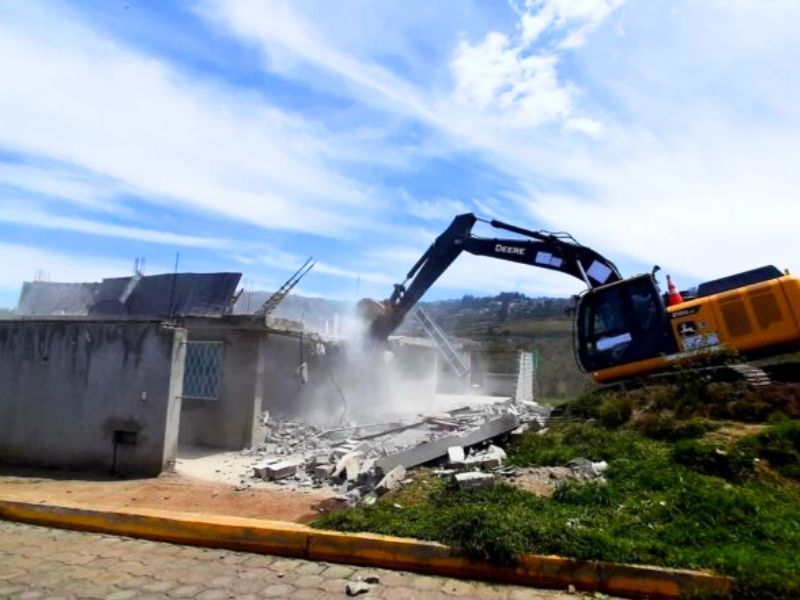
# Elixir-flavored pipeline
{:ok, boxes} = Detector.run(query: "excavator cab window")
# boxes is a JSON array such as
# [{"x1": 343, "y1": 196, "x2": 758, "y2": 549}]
[{"x1": 577, "y1": 275, "x2": 676, "y2": 373}]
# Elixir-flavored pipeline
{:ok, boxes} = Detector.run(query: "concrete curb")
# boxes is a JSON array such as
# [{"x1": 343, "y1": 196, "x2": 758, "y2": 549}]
[{"x1": 0, "y1": 498, "x2": 730, "y2": 599}]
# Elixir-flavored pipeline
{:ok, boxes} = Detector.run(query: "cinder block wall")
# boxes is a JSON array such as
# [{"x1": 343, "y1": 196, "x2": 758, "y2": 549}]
[{"x1": 0, "y1": 319, "x2": 186, "y2": 476}]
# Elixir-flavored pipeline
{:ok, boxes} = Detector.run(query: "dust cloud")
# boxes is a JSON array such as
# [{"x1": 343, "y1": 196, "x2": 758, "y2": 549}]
[{"x1": 296, "y1": 307, "x2": 439, "y2": 428}]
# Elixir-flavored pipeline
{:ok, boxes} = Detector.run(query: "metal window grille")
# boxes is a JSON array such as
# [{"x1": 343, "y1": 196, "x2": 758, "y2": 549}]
[{"x1": 183, "y1": 341, "x2": 222, "y2": 399}]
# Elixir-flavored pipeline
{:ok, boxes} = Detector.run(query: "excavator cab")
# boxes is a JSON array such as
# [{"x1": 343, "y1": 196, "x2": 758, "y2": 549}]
[{"x1": 576, "y1": 274, "x2": 677, "y2": 376}]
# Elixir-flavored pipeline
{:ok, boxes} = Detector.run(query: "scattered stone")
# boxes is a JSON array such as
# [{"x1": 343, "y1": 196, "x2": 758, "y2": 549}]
[
  {"x1": 345, "y1": 580, "x2": 372, "y2": 596},
  {"x1": 361, "y1": 574, "x2": 380, "y2": 584}
]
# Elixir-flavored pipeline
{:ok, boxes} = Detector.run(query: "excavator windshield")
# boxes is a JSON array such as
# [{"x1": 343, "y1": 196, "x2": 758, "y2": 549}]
[{"x1": 577, "y1": 274, "x2": 676, "y2": 374}]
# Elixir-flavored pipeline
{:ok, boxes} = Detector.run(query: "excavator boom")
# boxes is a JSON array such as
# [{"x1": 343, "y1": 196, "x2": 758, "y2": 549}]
[{"x1": 364, "y1": 213, "x2": 621, "y2": 339}]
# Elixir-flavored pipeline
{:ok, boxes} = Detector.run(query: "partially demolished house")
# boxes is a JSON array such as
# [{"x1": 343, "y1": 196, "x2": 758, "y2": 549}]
[
  {"x1": 2, "y1": 272, "x2": 313, "y2": 475},
  {"x1": 2, "y1": 272, "x2": 537, "y2": 483}
]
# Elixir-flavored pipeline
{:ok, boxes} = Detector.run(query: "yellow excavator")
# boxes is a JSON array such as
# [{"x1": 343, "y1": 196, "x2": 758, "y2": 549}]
[{"x1": 359, "y1": 213, "x2": 800, "y2": 384}]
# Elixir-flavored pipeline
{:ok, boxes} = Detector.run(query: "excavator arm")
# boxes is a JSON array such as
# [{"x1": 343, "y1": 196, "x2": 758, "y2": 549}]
[{"x1": 363, "y1": 213, "x2": 622, "y2": 339}]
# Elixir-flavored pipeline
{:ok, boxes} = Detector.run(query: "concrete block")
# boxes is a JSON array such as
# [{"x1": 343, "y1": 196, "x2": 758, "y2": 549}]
[
  {"x1": 375, "y1": 465, "x2": 406, "y2": 496},
  {"x1": 265, "y1": 460, "x2": 300, "y2": 480},
  {"x1": 455, "y1": 472, "x2": 494, "y2": 489},
  {"x1": 253, "y1": 460, "x2": 280, "y2": 479},
  {"x1": 447, "y1": 446, "x2": 465, "y2": 463}
]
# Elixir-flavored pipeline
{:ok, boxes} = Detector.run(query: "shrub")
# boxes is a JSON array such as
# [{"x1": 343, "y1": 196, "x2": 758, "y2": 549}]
[
  {"x1": 597, "y1": 394, "x2": 634, "y2": 428},
  {"x1": 637, "y1": 414, "x2": 717, "y2": 441},
  {"x1": 756, "y1": 419, "x2": 800, "y2": 480},
  {"x1": 672, "y1": 439, "x2": 756, "y2": 482}
]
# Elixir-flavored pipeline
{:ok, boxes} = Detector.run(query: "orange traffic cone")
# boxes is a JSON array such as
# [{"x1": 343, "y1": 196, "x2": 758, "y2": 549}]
[{"x1": 666, "y1": 274, "x2": 684, "y2": 306}]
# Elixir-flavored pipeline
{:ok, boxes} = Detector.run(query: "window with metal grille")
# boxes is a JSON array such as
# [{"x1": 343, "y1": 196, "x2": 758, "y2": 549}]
[{"x1": 183, "y1": 341, "x2": 222, "y2": 399}]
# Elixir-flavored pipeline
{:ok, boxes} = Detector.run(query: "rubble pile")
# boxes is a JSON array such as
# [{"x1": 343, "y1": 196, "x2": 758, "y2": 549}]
[{"x1": 242, "y1": 398, "x2": 551, "y2": 505}]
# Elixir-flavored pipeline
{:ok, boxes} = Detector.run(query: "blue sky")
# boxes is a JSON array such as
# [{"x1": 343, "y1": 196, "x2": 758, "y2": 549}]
[{"x1": 1, "y1": 0, "x2": 799, "y2": 308}]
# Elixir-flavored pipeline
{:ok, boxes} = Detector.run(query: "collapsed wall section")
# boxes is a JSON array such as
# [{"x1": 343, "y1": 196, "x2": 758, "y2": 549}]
[{"x1": 0, "y1": 319, "x2": 186, "y2": 476}]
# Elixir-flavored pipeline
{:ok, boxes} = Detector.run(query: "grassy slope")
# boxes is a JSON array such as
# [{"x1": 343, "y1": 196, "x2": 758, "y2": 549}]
[{"x1": 315, "y1": 385, "x2": 800, "y2": 600}]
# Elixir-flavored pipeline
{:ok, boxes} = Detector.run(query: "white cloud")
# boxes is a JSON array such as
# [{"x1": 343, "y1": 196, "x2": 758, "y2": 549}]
[
  {"x1": 402, "y1": 196, "x2": 470, "y2": 222},
  {"x1": 0, "y1": 243, "x2": 137, "y2": 293},
  {"x1": 0, "y1": 205, "x2": 231, "y2": 249},
  {"x1": 0, "y1": 4, "x2": 376, "y2": 239},
  {"x1": 450, "y1": 0, "x2": 624, "y2": 128},
  {"x1": 199, "y1": 0, "x2": 800, "y2": 290},
  {"x1": 451, "y1": 35, "x2": 573, "y2": 127},
  {"x1": 0, "y1": 161, "x2": 123, "y2": 213}
]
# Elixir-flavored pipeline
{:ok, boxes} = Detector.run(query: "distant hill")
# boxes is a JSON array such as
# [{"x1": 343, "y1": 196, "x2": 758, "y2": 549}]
[
  {"x1": 241, "y1": 289, "x2": 588, "y2": 399},
  {"x1": 402, "y1": 293, "x2": 589, "y2": 399}
]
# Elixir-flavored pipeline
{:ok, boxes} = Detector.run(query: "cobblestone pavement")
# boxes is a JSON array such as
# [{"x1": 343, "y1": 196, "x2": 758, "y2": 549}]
[{"x1": 0, "y1": 520, "x2": 608, "y2": 600}]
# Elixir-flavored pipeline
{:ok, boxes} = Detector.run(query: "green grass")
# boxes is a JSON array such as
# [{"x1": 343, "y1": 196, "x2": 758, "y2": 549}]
[{"x1": 314, "y1": 421, "x2": 800, "y2": 599}]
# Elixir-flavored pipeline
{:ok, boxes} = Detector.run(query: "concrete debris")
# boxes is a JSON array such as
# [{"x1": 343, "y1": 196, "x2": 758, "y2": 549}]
[
  {"x1": 345, "y1": 580, "x2": 372, "y2": 596},
  {"x1": 241, "y1": 397, "x2": 551, "y2": 502},
  {"x1": 374, "y1": 465, "x2": 406, "y2": 496},
  {"x1": 511, "y1": 423, "x2": 530, "y2": 436},
  {"x1": 263, "y1": 460, "x2": 300, "y2": 480},
  {"x1": 333, "y1": 451, "x2": 364, "y2": 480},
  {"x1": 567, "y1": 458, "x2": 608, "y2": 480},
  {"x1": 455, "y1": 472, "x2": 494, "y2": 489},
  {"x1": 313, "y1": 464, "x2": 335, "y2": 479},
  {"x1": 375, "y1": 412, "x2": 520, "y2": 473},
  {"x1": 447, "y1": 446, "x2": 465, "y2": 463}
]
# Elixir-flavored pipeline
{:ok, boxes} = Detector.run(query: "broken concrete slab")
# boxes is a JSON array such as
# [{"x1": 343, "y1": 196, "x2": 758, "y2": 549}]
[
  {"x1": 374, "y1": 465, "x2": 406, "y2": 496},
  {"x1": 455, "y1": 472, "x2": 494, "y2": 489},
  {"x1": 264, "y1": 460, "x2": 300, "y2": 480},
  {"x1": 375, "y1": 413, "x2": 519, "y2": 473}
]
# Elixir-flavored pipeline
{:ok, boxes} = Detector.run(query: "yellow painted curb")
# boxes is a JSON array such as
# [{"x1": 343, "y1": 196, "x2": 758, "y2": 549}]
[{"x1": 0, "y1": 498, "x2": 730, "y2": 599}]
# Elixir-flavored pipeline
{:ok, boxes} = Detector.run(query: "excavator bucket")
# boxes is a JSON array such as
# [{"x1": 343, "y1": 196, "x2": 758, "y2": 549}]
[{"x1": 356, "y1": 298, "x2": 397, "y2": 340}]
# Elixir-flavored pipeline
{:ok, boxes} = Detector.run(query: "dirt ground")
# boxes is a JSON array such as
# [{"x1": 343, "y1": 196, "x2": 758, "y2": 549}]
[{"x1": 0, "y1": 466, "x2": 335, "y2": 524}]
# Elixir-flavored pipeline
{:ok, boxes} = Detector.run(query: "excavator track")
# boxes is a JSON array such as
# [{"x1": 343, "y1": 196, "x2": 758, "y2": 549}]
[{"x1": 591, "y1": 361, "x2": 783, "y2": 396}]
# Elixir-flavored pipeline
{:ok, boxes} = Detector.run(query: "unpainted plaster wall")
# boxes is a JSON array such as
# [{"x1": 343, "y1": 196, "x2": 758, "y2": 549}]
[
  {"x1": 0, "y1": 320, "x2": 186, "y2": 476},
  {"x1": 178, "y1": 328, "x2": 265, "y2": 450}
]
